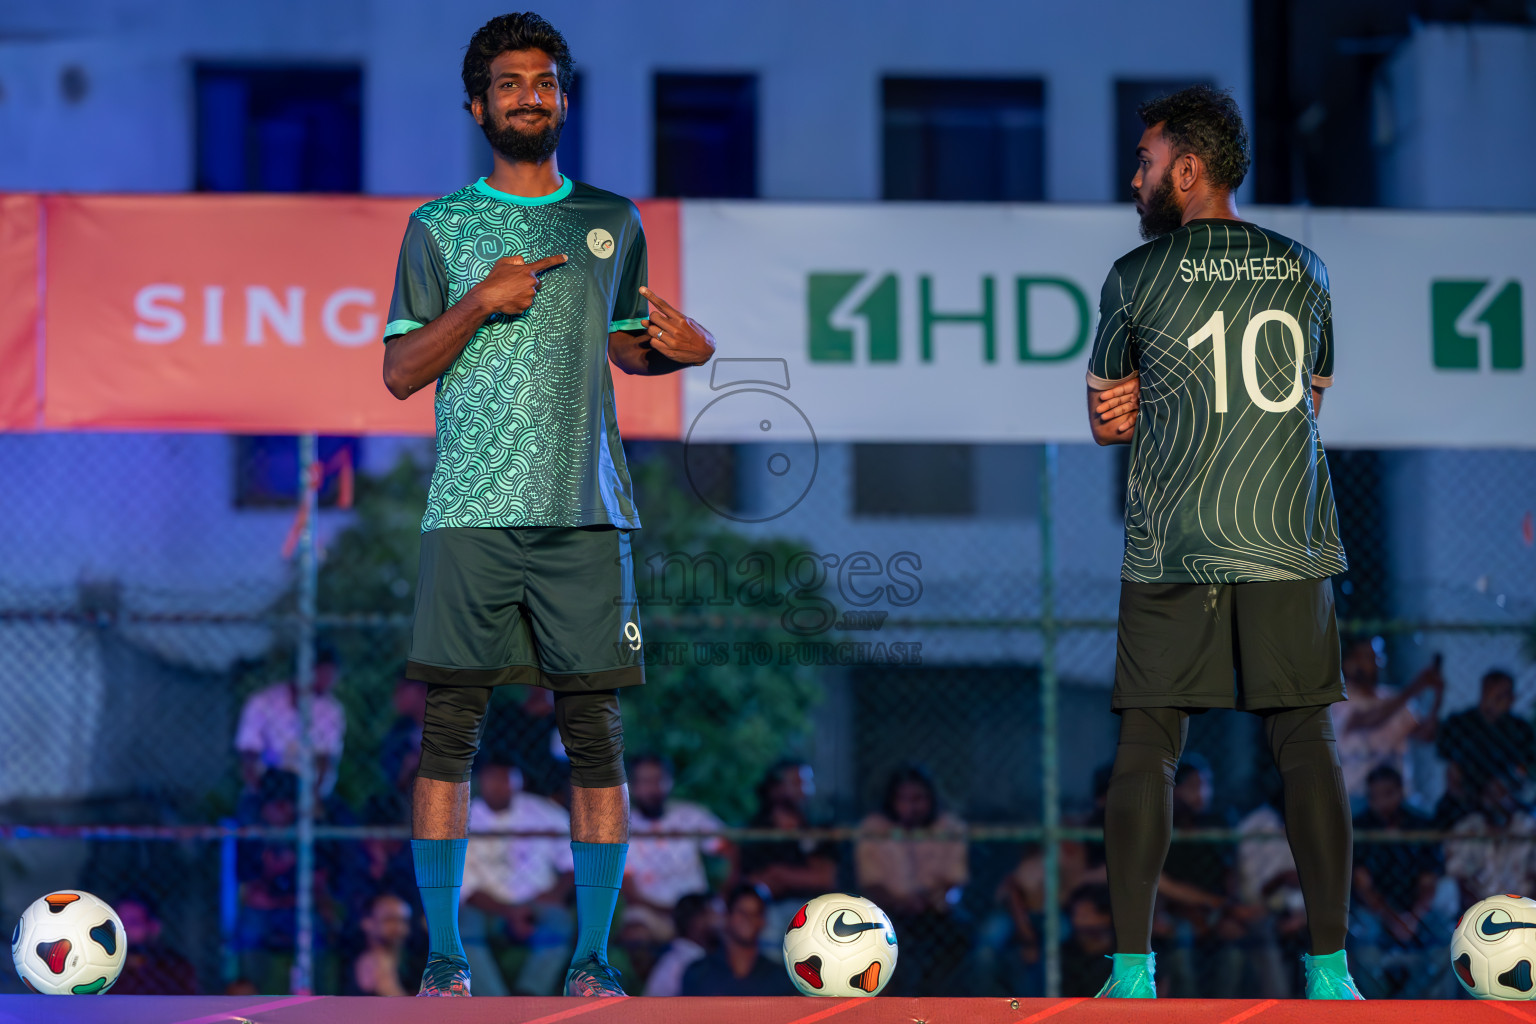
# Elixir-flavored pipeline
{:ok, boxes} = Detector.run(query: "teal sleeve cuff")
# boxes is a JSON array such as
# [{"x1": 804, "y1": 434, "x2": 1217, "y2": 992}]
[
  {"x1": 384, "y1": 318, "x2": 425, "y2": 342},
  {"x1": 609, "y1": 318, "x2": 646, "y2": 332}
]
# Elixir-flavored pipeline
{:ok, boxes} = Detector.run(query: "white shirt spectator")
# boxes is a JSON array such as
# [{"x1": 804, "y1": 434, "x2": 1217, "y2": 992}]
[
  {"x1": 642, "y1": 936, "x2": 708, "y2": 997},
  {"x1": 234, "y1": 681, "x2": 346, "y2": 795},
  {"x1": 1237, "y1": 803, "x2": 1299, "y2": 907},
  {"x1": 1332, "y1": 686, "x2": 1419, "y2": 799},
  {"x1": 1446, "y1": 811, "x2": 1536, "y2": 901},
  {"x1": 626, "y1": 800, "x2": 726, "y2": 910},
  {"x1": 462, "y1": 793, "x2": 573, "y2": 907}
]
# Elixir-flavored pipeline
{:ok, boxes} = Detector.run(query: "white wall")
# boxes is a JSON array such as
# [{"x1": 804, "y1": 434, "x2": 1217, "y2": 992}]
[
  {"x1": 1376, "y1": 22, "x2": 1536, "y2": 212},
  {"x1": 0, "y1": 0, "x2": 1250, "y2": 201}
]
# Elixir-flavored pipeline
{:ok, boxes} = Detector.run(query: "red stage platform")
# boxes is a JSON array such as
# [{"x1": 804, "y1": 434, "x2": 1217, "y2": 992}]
[{"x1": 0, "y1": 996, "x2": 1522, "y2": 1024}]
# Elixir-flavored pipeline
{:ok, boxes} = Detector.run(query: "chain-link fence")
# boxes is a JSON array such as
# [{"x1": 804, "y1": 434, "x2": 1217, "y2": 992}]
[{"x1": 0, "y1": 432, "x2": 1531, "y2": 998}]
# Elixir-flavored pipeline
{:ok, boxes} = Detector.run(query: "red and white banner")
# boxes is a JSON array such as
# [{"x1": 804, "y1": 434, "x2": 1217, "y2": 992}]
[
  {"x1": 7, "y1": 194, "x2": 1533, "y2": 446},
  {"x1": 34, "y1": 194, "x2": 681, "y2": 438},
  {"x1": 0, "y1": 195, "x2": 40, "y2": 429}
]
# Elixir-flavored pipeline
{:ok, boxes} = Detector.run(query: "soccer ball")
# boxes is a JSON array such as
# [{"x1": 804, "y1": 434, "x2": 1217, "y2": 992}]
[
  {"x1": 783, "y1": 892, "x2": 897, "y2": 997},
  {"x1": 1451, "y1": 894, "x2": 1536, "y2": 999},
  {"x1": 11, "y1": 891, "x2": 126, "y2": 995}
]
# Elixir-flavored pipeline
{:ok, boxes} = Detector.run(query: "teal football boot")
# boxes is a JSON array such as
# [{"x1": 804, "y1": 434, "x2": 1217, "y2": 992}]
[
  {"x1": 1303, "y1": 950, "x2": 1364, "y2": 999},
  {"x1": 1095, "y1": 952, "x2": 1157, "y2": 998}
]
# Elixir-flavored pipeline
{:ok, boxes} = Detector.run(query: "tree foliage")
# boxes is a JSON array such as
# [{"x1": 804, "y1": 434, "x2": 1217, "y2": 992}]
[
  {"x1": 622, "y1": 453, "x2": 823, "y2": 823},
  {"x1": 302, "y1": 448, "x2": 823, "y2": 822}
]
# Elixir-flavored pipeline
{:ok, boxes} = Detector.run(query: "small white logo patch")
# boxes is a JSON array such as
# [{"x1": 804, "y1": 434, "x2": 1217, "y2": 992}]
[{"x1": 586, "y1": 228, "x2": 616, "y2": 259}]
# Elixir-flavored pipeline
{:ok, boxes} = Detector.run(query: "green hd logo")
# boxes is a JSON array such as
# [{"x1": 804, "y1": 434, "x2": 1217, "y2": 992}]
[
  {"x1": 807, "y1": 272, "x2": 1091, "y2": 364},
  {"x1": 1431, "y1": 279, "x2": 1523, "y2": 371}
]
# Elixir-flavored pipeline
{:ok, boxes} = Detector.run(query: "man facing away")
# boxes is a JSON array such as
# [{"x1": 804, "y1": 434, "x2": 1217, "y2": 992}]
[
  {"x1": 380, "y1": 12, "x2": 715, "y2": 997},
  {"x1": 1086, "y1": 85, "x2": 1360, "y2": 1000}
]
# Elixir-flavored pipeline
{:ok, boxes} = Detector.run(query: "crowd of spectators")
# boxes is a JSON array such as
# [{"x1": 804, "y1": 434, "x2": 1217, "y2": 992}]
[
  {"x1": 102, "y1": 639, "x2": 1536, "y2": 999},
  {"x1": 967, "y1": 642, "x2": 1536, "y2": 1000}
]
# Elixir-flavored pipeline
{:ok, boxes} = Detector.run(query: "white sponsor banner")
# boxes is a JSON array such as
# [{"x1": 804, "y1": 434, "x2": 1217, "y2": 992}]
[{"x1": 679, "y1": 203, "x2": 1536, "y2": 447}]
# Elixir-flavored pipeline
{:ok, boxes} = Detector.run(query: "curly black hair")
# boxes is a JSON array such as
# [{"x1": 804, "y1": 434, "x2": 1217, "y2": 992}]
[
  {"x1": 1137, "y1": 84, "x2": 1250, "y2": 192},
  {"x1": 462, "y1": 12, "x2": 574, "y2": 112}
]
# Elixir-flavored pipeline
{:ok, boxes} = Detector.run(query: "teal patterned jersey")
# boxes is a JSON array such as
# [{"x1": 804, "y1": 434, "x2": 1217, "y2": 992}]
[
  {"x1": 384, "y1": 177, "x2": 648, "y2": 532},
  {"x1": 1087, "y1": 219, "x2": 1347, "y2": 584}
]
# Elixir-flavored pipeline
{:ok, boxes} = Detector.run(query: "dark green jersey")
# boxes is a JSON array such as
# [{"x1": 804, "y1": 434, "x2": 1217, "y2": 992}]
[
  {"x1": 384, "y1": 177, "x2": 648, "y2": 532},
  {"x1": 1087, "y1": 219, "x2": 1347, "y2": 583}
]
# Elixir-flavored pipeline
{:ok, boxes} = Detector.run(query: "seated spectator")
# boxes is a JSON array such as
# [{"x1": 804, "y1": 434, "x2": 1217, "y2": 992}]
[
  {"x1": 235, "y1": 647, "x2": 347, "y2": 797},
  {"x1": 349, "y1": 893, "x2": 413, "y2": 997},
  {"x1": 1157, "y1": 755, "x2": 1251, "y2": 998},
  {"x1": 483, "y1": 685, "x2": 567, "y2": 798},
  {"x1": 739, "y1": 760, "x2": 838, "y2": 957},
  {"x1": 460, "y1": 755, "x2": 575, "y2": 996},
  {"x1": 1234, "y1": 783, "x2": 1305, "y2": 998},
  {"x1": 333, "y1": 794, "x2": 424, "y2": 968},
  {"x1": 236, "y1": 764, "x2": 358, "y2": 972},
  {"x1": 623, "y1": 753, "x2": 734, "y2": 946},
  {"x1": 1350, "y1": 765, "x2": 1451, "y2": 999},
  {"x1": 1447, "y1": 772, "x2": 1536, "y2": 908},
  {"x1": 225, "y1": 773, "x2": 344, "y2": 994},
  {"x1": 1332, "y1": 638, "x2": 1442, "y2": 807},
  {"x1": 855, "y1": 763, "x2": 970, "y2": 995},
  {"x1": 1058, "y1": 884, "x2": 1116, "y2": 997},
  {"x1": 980, "y1": 835, "x2": 1104, "y2": 997},
  {"x1": 642, "y1": 893, "x2": 722, "y2": 997},
  {"x1": 1437, "y1": 669, "x2": 1534, "y2": 796},
  {"x1": 681, "y1": 884, "x2": 794, "y2": 996},
  {"x1": 342, "y1": 796, "x2": 418, "y2": 907},
  {"x1": 377, "y1": 678, "x2": 427, "y2": 814},
  {"x1": 1082, "y1": 762, "x2": 1114, "y2": 875},
  {"x1": 1434, "y1": 761, "x2": 1481, "y2": 830},
  {"x1": 232, "y1": 771, "x2": 314, "y2": 992},
  {"x1": 110, "y1": 894, "x2": 198, "y2": 995}
]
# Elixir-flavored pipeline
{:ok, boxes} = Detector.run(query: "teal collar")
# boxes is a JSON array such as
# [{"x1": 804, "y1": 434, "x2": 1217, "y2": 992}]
[{"x1": 473, "y1": 174, "x2": 573, "y2": 206}]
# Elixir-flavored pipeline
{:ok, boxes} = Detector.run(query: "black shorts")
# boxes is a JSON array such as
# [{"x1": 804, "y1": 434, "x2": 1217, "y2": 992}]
[
  {"x1": 1112, "y1": 577, "x2": 1345, "y2": 713},
  {"x1": 406, "y1": 525, "x2": 644, "y2": 691}
]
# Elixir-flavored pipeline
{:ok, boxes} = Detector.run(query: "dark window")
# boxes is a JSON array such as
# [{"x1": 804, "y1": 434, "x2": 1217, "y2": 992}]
[
  {"x1": 1113, "y1": 79, "x2": 1211, "y2": 201},
  {"x1": 194, "y1": 65, "x2": 362, "y2": 192},
  {"x1": 854, "y1": 444, "x2": 1039, "y2": 518},
  {"x1": 854, "y1": 444, "x2": 974, "y2": 517},
  {"x1": 234, "y1": 436, "x2": 361, "y2": 508},
  {"x1": 883, "y1": 78, "x2": 1045, "y2": 201},
  {"x1": 1329, "y1": 450, "x2": 1389, "y2": 624},
  {"x1": 974, "y1": 444, "x2": 1041, "y2": 518},
  {"x1": 654, "y1": 73, "x2": 757, "y2": 198},
  {"x1": 468, "y1": 71, "x2": 584, "y2": 183}
]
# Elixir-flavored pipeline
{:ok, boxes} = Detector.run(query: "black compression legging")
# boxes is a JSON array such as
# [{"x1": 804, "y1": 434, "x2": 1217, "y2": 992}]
[{"x1": 1103, "y1": 705, "x2": 1351, "y2": 955}]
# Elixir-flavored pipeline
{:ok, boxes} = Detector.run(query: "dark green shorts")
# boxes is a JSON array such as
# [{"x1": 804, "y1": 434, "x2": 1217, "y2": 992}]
[
  {"x1": 1113, "y1": 578, "x2": 1345, "y2": 713},
  {"x1": 406, "y1": 526, "x2": 644, "y2": 691}
]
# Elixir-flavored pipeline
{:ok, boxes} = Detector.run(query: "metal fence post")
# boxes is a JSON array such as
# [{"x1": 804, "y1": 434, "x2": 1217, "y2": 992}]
[
  {"x1": 1040, "y1": 442, "x2": 1061, "y2": 998},
  {"x1": 293, "y1": 432, "x2": 318, "y2": 994},
  {"x1": 219, "y1": 817, "x2": 239, "y2": 986}
]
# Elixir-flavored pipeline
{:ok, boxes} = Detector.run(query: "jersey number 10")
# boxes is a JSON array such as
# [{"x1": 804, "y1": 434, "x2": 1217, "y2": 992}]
[{"x1": 1186, "y1": 309, "x2": 1307, "y2": 414}]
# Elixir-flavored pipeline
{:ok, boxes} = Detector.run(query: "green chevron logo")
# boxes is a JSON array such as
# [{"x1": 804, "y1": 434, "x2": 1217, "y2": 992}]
[
  {"x1": 807, "y1": 272, "x2": 1089, "y2": 364},
  {"x1": 808, "y1": 273, "x2": 899, "y2": 363},
  {"x1": 1432, "y1": 279, "x2": 1523, "y2": 371}
]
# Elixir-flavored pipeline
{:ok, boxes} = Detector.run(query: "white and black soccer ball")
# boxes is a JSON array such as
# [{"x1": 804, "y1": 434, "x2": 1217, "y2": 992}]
[
  {"x1": 782, "y1": 892, "x2": 897, "y2": 997},
  {"x1": 12, "y1": 891, "x2": 126, "y2": 995},
  {"x1": 1451, "y1": 894, "x2": 1536, "y2": 1000}
]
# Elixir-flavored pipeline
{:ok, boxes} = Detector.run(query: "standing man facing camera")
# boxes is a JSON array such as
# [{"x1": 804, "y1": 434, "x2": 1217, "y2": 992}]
[
  {"x1": 1086, "y1": 86, "x2": 1360, "y2": 1000},
  {"x1": 382, "y1": 12, "x2": 715, "y2": 998}
]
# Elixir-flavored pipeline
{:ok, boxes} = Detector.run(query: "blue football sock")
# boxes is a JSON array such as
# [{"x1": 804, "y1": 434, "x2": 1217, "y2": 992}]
[
  {"x1": 570, "y1": 841, "x2": 627, "y2": 966},
  {"x1": 412, "y1": 838, "x2": 467, "y2": 961}
]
